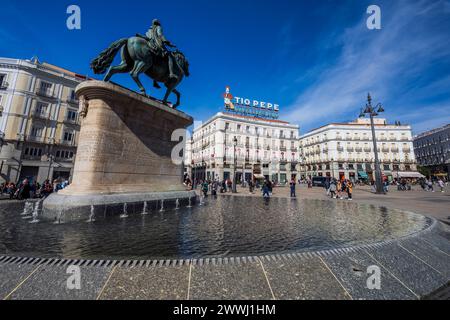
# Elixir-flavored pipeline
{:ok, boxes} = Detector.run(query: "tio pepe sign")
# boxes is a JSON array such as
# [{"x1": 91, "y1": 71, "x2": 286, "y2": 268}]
[{"x1": 223, "y1": 86, "x2": 279, "y2": 119}]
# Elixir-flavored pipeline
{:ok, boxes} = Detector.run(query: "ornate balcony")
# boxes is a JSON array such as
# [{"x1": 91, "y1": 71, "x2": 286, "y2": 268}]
[{"x1": 36, "y1": 88, "x2": 56, "y2": 99}]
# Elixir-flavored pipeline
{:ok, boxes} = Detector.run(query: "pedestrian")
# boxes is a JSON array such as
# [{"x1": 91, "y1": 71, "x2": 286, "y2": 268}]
[
  {"x1": 211, "y1": 180, "x2": 217, "y2": 196},
  {"x1": 289, "y1": 178, "x2": 296, "y2": 198},
  {"x1": 18, "y1": 178, "x2": 31, "y2": 200},
  {"x1": 427, "y1": 179, "x2": 434, "y2": 192},
  {"x1": 202, "y1": 180, "x2": 209, "y2": 197},
  {"x1": 347, "y1": 179, "x2": 353, "y2": 200},
  {"x1": 383, "y1": 179, "x2": 389, "y2": 193},
  {"x1": 336, "y1": 180, "x2": 343, "y2": 199},
  {"x1": 330, "y1": 179, "x2": 337, "y2": 199},
  {"x1": 325, "y1": 178, "x2": 331, "y2": 196},
  {"x1": 268, "y1": 180, "x2": 273, "y2": 195},
  {"x1": 438, "y1": 179, "x2": 445, "y2": 193},
  {"x1": 262, "y1": 181, "x2": 270, "y2": 198}
]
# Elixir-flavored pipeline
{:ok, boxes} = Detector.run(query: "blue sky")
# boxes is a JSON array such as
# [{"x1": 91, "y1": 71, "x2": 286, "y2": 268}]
[{"x1": 1, "y1": 0, "x2": 449, "y2": 134}]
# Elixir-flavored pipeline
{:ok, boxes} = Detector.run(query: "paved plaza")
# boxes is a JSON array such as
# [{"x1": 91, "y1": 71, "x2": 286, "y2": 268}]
[{"x1": 210, "y1": 185, "x2": 450, "y2": 225}]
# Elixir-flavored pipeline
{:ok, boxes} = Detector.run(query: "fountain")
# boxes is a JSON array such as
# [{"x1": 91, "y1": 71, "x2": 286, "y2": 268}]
[
  {"x1": 87, "y1": 205, "x2": 96, "y2": 222},
  {"x1": 54, "y1": 208, "x2": 64, "y2": 225},
  {"x1": 142, "y1": 201, "x2": 149, "y2": 215},
  {"x1": 30, "y1": 200, "x2": 42, "y2": 224},
  {"x1": 120, "y1": 203, "x2": 129, "y2": 218},
  {"x1": 159, "y1": 200, "x2": 165, "y2": 212},
  {"x1": 175, "y1": 199, "x2": 180, "y2": 210},
  {"x1": 186, "y1": 197, "x2": 192, "y2": 208},
  {"x1": 21, "y1": 202, "x2": 33, "y2": 216}
]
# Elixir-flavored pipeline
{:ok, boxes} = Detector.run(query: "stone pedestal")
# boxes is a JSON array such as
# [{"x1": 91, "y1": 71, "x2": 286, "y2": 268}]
[{"x1": 43, "y1": 81, "x2": 196, "y2": 222}]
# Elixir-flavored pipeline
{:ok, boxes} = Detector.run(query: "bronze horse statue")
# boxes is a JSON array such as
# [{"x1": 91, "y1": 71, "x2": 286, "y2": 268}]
[{"x1": 90, "y1": 37, "x2": 190, "y2": 109}]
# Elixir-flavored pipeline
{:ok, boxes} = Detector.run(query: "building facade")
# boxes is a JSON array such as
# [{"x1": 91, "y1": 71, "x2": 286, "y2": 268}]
[
  {"x1": 413, "y1": 124, "x2": 450, "y2": 178},
  {"x1": 185, "y1": 112, "x2": 300, "y2": 184},
  {"x1": 299, "y1": 118, "x2": 418, "y2": 181},
  {"x1": 0, "y1": 57, "x2": 85, "y2": 184}
]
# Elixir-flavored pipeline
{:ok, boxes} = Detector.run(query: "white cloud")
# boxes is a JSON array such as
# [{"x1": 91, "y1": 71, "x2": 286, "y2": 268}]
[{"x1": 285, "y1": 0, "x2": 450, "y2": 133}]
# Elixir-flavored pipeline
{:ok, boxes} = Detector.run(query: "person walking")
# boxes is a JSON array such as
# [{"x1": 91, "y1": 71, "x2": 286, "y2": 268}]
[
  {"x1": 248, "y1": 180, "x2": 254, "y2": 194},
  {"x1": 262, "y1": 181, "x2": 270, "y2": 198},
  {"x1": 325, "y1": 178, "x2": 331, "y2": 196},
  {"x1": 330, "y1": 179, "x2": 337, "y2": 199},
  {"x1": 336, "y1": 180, "x2": 343, "y2": 200},
  {"x1": 438, "y1": 178, "x2": 445, "y2": 193},
  {"x1": 290, "y1": 178, "x2": 296, "y2": 198},
  {"x1": 346, "y1": 179, "x2": 353, "y2": 200},
  {"x1": 201, "y1": 180, "x2": 209, "y2": 197}
]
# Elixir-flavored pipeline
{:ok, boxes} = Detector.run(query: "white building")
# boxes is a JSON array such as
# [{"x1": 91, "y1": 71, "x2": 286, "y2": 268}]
[
  {"x1": 299, "y1": 118, "x2": 418, "y2": 181},
  {"x1": 185, "y1": 112, "x2": 300, "y2": 184}
]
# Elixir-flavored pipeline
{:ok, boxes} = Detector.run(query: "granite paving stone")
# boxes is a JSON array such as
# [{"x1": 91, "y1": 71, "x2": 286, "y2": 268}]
[
  {"x1": 322, "y1": 251, "x2": 416, "y2": 300},
  {"x1": 365, "y1": 243, "x2": 447, "y2": 297},
  {"x1": 189, "y1": 261, "x2": 273, "y2": 300},
  {"x1": 422, "y1": 233, "x2": 450, "y2": 256},
  {"x1": 398, "y1": 238, "x2": 450, "y2": 279},
  {"x1": 7, "y1": 265, "x2": 112, "y2": 300},
  {"x1": 262, "y1": 257, "x2": 350, "y2": 300},
  {"x1": 0, "y1": 262, "x2": 40, "y2": 299},
  {"x1": 99, "y1": 265, "x2": 190, "y2": 300}
]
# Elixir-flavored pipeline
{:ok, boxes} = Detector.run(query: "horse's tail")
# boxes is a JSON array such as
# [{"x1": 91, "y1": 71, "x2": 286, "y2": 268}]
[{"x1": 90, "y1": 38, "x2": 128, "y2": 74}]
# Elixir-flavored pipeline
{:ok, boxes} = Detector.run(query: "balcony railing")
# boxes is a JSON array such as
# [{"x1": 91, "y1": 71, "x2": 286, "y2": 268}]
[
  {"x1": 36, "y1": 88, "x2": 56, "y2": 98},
  {"x1": 58, "y1": 139, "x2": 76, "y2": 146},
  {"x1": 33, "y1": 111, "x2": 50, "y2": 120},
  {"x1": 364, "y1": 148, "x2": 371, "y2": 152},
  {"x1": 23, "y1": 154, "x2": 43, "y2": 161},
  {"x1": 26, "y1": 135, "x2": 44, "y2": 143}
]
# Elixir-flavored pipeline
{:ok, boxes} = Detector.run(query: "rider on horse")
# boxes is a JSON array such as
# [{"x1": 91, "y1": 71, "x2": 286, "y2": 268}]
[{"x1": 137, "y1": 19, "x2": 179, "y2": 82}]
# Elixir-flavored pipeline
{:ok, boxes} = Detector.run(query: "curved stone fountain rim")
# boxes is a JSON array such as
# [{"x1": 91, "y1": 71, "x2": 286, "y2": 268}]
[{"x1": 0, "y1": 212, "x2": 439, "y2": 269}]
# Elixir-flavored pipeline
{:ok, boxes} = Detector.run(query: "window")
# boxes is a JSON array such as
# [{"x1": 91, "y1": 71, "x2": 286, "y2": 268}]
[
  {"x1": 25, "y1": 147, "x2": 42, "y2": 157},
  {"x1": 35, "y1": 102, "x2": 48, "y2": 116},
  {"x1": 39, "y1": 81, "x2": 52, "y2": 93},
  {"x1": 69, "y1": 90, "x2": 76, "y2": 101},
  {"x1": 0, "y1": 74, "x2": 6, "y2": 88},
  {"x1": 31, "y1": 126, "x2": 43, "y2": 137},
  {"x1": 67, "y1": 109, "x2": 77, "y2": 122},
  {"x1": 64, "y1": 131, "x2": 74, "y2": 142}
]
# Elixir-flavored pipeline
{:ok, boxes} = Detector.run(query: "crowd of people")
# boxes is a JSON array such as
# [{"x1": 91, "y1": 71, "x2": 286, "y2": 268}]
[
  {"x1": 325, "y1": 179, "x2": 354, "y2": 200},
  {"x1": 0, "y1": 178, "x2": 70, "y2": 200}
]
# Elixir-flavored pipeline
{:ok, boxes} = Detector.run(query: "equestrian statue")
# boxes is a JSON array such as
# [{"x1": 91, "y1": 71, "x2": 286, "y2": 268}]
[{"x1": 90, "y1": 19, "x2": 190, "y2": 109}]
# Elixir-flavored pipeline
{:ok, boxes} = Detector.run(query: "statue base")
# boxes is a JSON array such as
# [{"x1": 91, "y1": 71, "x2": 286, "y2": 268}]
[{"x1": 43, "y1": 80, "x2": 195, "y2": 222}]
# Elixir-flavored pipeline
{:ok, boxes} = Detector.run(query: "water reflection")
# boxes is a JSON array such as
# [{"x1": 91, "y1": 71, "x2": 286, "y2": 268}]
[{"x1": 0, "y1": 197, "x2": 431, "y2": 260}]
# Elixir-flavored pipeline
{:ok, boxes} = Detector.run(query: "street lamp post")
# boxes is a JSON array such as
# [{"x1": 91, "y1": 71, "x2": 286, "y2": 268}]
[
  {"x1": 359, "y1": 93, "x2": 385, "y2": 194},
  {"x1": 241, "y1": 155, "x2": 245, "y2": 187},
  {"x1": 232, "y1": 136, "x2": 237, "y2": 193}
]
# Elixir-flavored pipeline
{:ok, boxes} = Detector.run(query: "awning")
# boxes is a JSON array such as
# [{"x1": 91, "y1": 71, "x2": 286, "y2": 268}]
[
  {"x1": 358, "y1": 171, "x2": 368, "y2": 179},
  {"x1": 253, "y1": 174, "x2": 265, "y2": 179},
  {"x1": 434, "y1": 173, "x2": 448, "y2": 177},
  {"x1": 393, "y1": 172, "x2": 425, "y2": 179}
]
